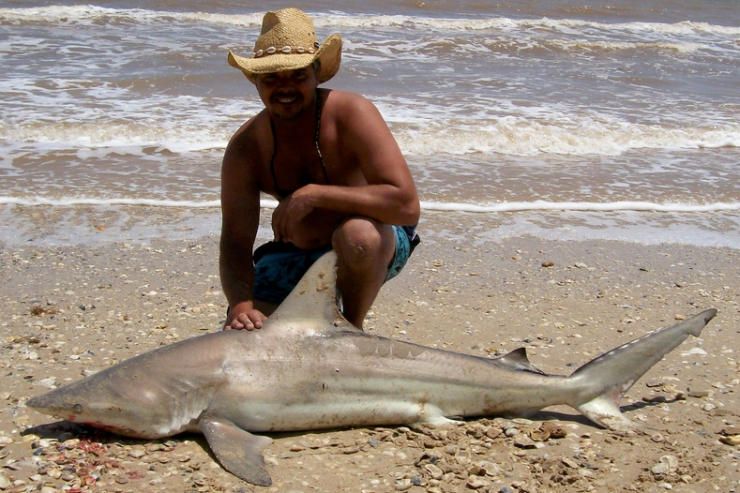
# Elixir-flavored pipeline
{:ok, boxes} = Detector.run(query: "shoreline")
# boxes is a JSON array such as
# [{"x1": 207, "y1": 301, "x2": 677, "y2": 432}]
[
  {"x1": 1, "y1": 232, "x2": 738, "y2": 491},
  {"x1": 1, "y1": 205, "x2": 739, "y2": 250}
]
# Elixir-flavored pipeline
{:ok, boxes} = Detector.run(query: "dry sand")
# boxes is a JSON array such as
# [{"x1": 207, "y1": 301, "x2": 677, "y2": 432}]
[{"x1": 1, "y1": 214, "x2": 738, "y2": 492}]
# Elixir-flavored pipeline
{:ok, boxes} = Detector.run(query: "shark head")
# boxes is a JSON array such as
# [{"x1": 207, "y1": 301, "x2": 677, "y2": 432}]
[{"x1": 27, "y1": 366, "x2": 183, "y2": 438}]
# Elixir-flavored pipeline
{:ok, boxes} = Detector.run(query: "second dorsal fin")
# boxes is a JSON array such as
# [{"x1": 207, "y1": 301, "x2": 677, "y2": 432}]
[{"x1": 496, "y1": 348, "x2": 546, "y2": 375}]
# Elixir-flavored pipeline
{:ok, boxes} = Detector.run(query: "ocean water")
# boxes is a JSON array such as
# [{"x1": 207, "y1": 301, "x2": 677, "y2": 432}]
[{"x1": 0, "y1": 0, "x2": 738, "y2": 247}]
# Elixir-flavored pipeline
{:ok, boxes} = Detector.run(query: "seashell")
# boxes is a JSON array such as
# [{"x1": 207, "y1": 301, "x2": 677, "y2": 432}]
[
  {"x1": 720, "y1": 435, "x2": 740, "y2": 446},
  {"x1": 529, "y1": 428, "x2": 551, "y2": 441}
]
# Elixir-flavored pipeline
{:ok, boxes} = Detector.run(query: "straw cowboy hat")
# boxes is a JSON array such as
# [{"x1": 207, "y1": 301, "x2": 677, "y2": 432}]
[{"x1": 228, "y1": 8, "x2": 342, "y2": 84}]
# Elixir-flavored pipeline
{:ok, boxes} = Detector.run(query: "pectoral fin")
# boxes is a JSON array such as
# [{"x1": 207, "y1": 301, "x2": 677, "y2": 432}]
[{"x1": 199, "y1": 415, "x2": 273, "y2": 486}]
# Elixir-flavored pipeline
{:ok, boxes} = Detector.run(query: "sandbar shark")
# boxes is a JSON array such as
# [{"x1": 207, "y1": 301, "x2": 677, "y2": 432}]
[{"x1": 28, "y1": 251, "x2": 717, "y2": 486}]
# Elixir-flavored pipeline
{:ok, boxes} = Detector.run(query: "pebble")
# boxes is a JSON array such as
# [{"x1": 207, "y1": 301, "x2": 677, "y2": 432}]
[
  {"x1": 394, "y1": 478, "x2": 412, "y2": 490},
  {"x1": 504, "y1": 426, "x2": 519, "y2": 437},
  {"x1": 0, "y1": 473, "x2": 10, "y2": 489},
  {"x1": 688, "y1": 389, "x2": 709, "y2": 398},
  {"x1": 651, "y1": 463, "x2": 672, "y2": 475},
  {"x1": 513, "y1": 436, "x2": 538, "y2": 449},
  {"x1": 424, "y1": 463, "x2": 444, "y2": 480},
  {"x1": 485, "y1": 427, "x2": 502, "y2": 439},
  {"x1": 128, "y1": 445, "x2": 146, "y2": 458},
  {"x1": 466, "y1": 476, "x2": 489, "y2": 489},
  {"x1": 650, "y1": 433, "x2": 665, "y2": 443},
  {"x1": 562, "y1": 457, "x2": 580, "y2": 469},
  {"x1": 651, "y1": 455, "x2": 679, "y2": 475},
  {"x1": 476, "y1": 461, "x2": 501, "y2": 477},
  {"x1": 681, "y1": 347, "x2": 707, "y2": 357},
  {"x1": 539, "y1": 422, "x2": 567, "y2": 438}
]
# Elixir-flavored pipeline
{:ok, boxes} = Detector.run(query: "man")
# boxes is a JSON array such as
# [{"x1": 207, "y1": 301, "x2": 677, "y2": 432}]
[{"x1": 220, "y1": 8, "x2": 420, "y2": 330}]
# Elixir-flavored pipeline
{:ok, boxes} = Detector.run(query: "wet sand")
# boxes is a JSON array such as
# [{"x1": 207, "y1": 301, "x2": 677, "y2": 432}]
[{"x1": 1, "y1": 219, "x2": 738, "y2": 492}]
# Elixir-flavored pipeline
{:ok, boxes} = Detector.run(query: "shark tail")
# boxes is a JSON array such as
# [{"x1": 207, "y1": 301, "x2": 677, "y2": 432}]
[{"x1": 567, "y1": 309, "x2": 716, "y2": 432}]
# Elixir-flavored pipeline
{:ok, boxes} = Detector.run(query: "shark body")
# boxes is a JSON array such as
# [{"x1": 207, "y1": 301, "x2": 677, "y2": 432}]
[{"x1": 28, "y1": 252, "x2": 717, "y2": 486}]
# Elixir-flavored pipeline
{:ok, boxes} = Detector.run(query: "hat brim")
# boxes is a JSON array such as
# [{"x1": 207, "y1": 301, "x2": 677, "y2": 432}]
[{"x1": 228, "y1": 34, "x2": 342, "y2": 84}]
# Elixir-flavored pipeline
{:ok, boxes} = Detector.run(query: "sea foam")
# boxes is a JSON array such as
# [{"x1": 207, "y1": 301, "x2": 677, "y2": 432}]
[{"x1": 2, "y1": 196, "x2": 737, "y2": 214}]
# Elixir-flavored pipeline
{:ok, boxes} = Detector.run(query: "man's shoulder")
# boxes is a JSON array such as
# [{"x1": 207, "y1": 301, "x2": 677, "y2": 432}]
[
  {"x1": 229, "y1": 110, "x2": 269, "y2": 142},
  {"x1": 225, "y1": 111, "x2": 269, "y2": 154},
  {"x1": 324, "y1": 90, "x2": 382, "y2": 127},
  {"x1": 223, "y1": 111, "x2": 270, "y2": 170},
  {"x1": 326, "y1": 89, "x2": 373, "y2": 110}
]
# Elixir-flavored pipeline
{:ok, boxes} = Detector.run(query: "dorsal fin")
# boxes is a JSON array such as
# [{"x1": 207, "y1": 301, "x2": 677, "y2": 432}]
[
  {"x1": 496, "y1": 348, "x2": 546, "y2": 375},
  {"x1": 263, "y1": 250, "x2": 359, "y2": 335}
]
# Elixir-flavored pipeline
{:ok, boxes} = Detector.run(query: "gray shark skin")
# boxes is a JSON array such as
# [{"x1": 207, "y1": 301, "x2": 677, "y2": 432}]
[{"x1": 27, "y1": 251, "x2": 717, "y2": 487}]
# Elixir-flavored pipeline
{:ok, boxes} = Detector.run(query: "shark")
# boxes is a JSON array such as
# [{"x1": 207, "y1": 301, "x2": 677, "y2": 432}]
[{"x1": 27, "y1": 251, "x2": 717, "y2": 486}]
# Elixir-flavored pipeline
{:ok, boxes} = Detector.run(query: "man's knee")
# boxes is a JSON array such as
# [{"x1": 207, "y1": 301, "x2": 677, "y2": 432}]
[{"x1": 332, "y1": 218, "x2": 392, "y2": 267}]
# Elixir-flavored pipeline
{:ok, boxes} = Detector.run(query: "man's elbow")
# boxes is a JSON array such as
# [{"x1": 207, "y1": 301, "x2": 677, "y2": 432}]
[{"x1": 398, "y1": 195, "x2": 421, "y2": 226}]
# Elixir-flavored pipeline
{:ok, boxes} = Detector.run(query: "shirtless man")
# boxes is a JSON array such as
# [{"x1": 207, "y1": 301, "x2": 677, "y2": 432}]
[{"x1": 220, "y1": 8, "x2": 420, "y2": 330}]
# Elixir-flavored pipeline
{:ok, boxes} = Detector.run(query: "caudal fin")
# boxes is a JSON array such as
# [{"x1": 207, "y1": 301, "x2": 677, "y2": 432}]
[{"x1": 568, "y1": 309, "x2": 717, "y2": 432}]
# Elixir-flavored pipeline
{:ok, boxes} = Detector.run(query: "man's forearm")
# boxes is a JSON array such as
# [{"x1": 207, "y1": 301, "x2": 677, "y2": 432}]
[
  {"x1": 219, "y1": 243, "x2": 256, "y2": 309},
  {"x1": 302, "y1": 183, "x2": 420, "y2": 226}
]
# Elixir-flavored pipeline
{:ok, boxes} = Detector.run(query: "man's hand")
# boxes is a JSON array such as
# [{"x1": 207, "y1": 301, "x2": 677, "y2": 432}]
[
  {"x1": 224, "y1": 302, "x2": 268, "y2": 330},
  {"x1": 272, "y1": 184, "x2": 317, "y2": 243}
]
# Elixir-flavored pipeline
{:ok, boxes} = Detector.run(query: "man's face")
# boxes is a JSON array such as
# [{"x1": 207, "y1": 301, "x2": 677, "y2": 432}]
[{"x1": 255, "y1": 66, "x2": 319, "y2": 120}]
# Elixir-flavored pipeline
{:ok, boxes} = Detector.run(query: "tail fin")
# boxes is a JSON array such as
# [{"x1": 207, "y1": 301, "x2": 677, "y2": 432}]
[{"x1": 569, "y1": 309, "x2": 716, "y2": 432}]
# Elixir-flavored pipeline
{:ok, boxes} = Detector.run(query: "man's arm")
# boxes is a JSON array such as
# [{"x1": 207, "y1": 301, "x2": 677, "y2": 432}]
[{"x1": 219, "y1": 131, "x2": 265, "y2": 330}]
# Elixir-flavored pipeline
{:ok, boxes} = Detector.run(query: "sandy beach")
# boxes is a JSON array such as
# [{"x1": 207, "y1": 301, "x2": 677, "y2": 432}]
[
  {"x1": 0, "y1": 211, "x2": 737, "y2": 492},
  {"x1": 2, "y1": 0, "x2": 738, "y2": 490}
]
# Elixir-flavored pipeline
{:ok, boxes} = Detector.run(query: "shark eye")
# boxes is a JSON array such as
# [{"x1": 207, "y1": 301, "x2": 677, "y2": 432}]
[{"x1": 72, "y1": 403, "x2": 83, "y2": 413}]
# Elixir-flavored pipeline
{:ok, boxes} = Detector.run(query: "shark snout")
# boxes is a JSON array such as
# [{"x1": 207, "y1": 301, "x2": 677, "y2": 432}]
[{"x1": 27, "y1": 391, "x2": 85, "y2": 418}]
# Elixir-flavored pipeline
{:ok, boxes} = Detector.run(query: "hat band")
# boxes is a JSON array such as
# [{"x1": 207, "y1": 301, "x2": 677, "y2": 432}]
[{"x1": 253, "y1": 42, "x2": 321, "y2": 58}]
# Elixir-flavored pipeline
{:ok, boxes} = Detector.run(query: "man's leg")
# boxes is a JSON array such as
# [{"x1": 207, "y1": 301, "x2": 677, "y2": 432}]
[
  {"x1": 252, "y1": 242, "x2": 331, "y2": 313},
  {"x1": 332, "y1": 218, "x2": 396, "y2": 328}
]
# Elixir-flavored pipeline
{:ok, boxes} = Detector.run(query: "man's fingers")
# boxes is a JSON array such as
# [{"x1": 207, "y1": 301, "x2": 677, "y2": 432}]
[
  {"x1": 237, "y1": 313, "x2": 256, "y2": 330},
  {"x1": 223, "y1": 307, "x2": 267, "y2": 331}
]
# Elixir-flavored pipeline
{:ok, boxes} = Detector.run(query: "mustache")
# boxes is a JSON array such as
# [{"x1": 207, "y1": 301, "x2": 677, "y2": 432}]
[{"x1": 271, "y1": 90, "x2": 302, "y2": 101}]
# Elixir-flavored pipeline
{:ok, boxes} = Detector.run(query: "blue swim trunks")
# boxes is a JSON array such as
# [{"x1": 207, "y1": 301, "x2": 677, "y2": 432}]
[{"x1": 253, "y1": 225, "x2": 419, "y2": 304}]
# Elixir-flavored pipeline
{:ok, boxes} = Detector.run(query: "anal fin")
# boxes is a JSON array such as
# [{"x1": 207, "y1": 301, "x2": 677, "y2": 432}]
[{"x1": 199, "y1": 415, "x2": 273, "y2": 486}]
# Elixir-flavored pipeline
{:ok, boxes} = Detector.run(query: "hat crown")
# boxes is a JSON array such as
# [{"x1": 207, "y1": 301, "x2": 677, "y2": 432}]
[
  {"x1": 255, "y1": 8, "x2": 318, "y2": 54},
  {"x1": 227, "y1": 8, "x2": 342, "y2": 83}
]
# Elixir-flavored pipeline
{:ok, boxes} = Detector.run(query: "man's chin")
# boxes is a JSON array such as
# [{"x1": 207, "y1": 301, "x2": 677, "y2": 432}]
[{"x1": 271, "y1": 107, "x2": 304, "y2": 120}]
